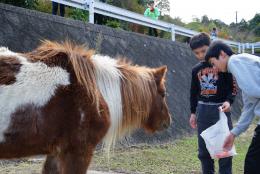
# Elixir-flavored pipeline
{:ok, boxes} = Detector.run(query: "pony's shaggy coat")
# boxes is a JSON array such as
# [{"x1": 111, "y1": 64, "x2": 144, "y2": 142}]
[{"x1": 0, "y1": 40, "x2": 171, "y2": 174}]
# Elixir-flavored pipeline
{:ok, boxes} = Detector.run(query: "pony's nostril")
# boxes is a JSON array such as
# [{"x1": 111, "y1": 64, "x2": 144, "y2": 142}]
[{"x1": 162, "y1": 122, "x2": 169, "y2": 129}]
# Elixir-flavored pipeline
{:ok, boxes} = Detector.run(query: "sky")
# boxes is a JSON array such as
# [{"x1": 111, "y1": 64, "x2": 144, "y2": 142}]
[{"x1": 169, "y1": 0, "x2": 260, "y2": 24}]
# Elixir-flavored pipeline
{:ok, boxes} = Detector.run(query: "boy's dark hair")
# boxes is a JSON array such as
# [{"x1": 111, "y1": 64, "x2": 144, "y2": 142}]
[
  {"x1": 148, "y1": 0, "x2": 154, "y2": 5},
  {"x1": 205, "y1": 41, "x2": 234, "y2": 62},
  {"x1": 189, "y1": 32, "x2": 210, "y2": 50}
]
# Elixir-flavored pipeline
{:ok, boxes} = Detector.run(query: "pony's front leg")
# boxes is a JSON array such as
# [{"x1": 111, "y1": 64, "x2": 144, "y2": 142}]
[
  {"x1": 42, "y1": 155, "x2": 60, "y2": 174},
  {"x1": 58, "y1": 147, "x2": 95, "y2": 174}
]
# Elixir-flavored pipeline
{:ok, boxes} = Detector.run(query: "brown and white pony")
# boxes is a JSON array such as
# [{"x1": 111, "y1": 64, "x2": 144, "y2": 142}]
[{"x1": 0, "y1": 40, "x2": 171, "y2": 174}]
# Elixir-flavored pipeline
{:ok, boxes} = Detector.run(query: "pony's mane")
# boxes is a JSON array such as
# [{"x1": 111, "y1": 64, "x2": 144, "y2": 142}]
[
  {"x1": 117, "y1": 59, "x2": 156, "y2": 136},
  {"x1": 93, "y1": 57, "x2": 157, "y2": 151},
  {"x1": 26, "y1": 40, "x2": 99, "y2": 108}
]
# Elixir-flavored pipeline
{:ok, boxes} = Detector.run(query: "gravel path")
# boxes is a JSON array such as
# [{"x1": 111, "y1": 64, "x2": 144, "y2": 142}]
[{"x1": 0, "y1": 158, "x2": 122, "y2": 174}]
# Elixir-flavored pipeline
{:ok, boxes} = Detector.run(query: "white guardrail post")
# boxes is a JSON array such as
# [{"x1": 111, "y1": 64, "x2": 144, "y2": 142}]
[
  {"x1": 171, "y1": 24, "x2": 175, "y2": 41},
  {"x1": 242, "y1": 44, "x2": 245, "y2": 53},
  {"x1": 252, "y1": 44, "x2": 255, "y2": 54},
  {"x1": 88, "y1": 0, "x2": 94, "y2": 24},
  {"x1": 238, "y1": 43, "x2": 241, "y2": 53}
]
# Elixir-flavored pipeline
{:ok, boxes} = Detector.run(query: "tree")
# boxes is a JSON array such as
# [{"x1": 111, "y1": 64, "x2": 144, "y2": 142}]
[
  {"x1": 252, "y1": 24, "x2": 260, "y2": 36},
  {"x1": 155, "y1": 0, "x2": 170, "y2": 16},
  {"x1": 137, "y1": 0, "x2": 146, "y2": 6},
  {"x1": 192, "y1": 16, "x2": 200, "y2": 23},
  {"x1": 201, "y1": 15, "x2": 209, "y2": 25},
  {"x1": 105, "y1": 0, "x2": 145, "y2": 30},
  {"x1": 160, "y1": 16, "x2": 185, "y2": 26},
  {"x1": 186, "y1": 21, "x2": 203, "y2": 31},
  {"x1": 248, "y1": 13, "x2": 260, "y2": 36},
  {"x1": 68, "y1": 9, "x2": 88, "y2": 22},
  {"x1": 107, "y1": 0, "x2": 144, "y2": 13},
  {"x1": 0, "y1": 0, "x2": 38, "y2": 9},
  {"x1": 237, "y1": 19, "x2": 249, "y2": 32},
  {"x1": 248, "y1": 13, "x2": 260, "y2": 29},
  {"x1": 212, "y1": 19, "x2": 227, "y2": 28}
]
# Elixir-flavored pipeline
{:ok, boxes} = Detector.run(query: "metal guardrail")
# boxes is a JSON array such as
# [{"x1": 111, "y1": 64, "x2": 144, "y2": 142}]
[
  {"x1": 52, "y1": 0, "x2": 259, "y2": 54},
  {"x1": 250, "y1": 42, "x2": 260, "y2": 54},
  {"x1": 239, "y1": 42, "x2": 260, "y2": 54}
]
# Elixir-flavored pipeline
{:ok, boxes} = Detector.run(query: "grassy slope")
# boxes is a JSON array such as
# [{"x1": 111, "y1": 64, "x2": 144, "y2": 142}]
[{"x1": 91, "y1": 125, "x2": 253, "y2": 174}]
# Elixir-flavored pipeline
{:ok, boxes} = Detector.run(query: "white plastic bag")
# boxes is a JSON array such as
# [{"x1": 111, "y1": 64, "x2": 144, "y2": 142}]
[{"x1": 200, "y1": 111, "x2": 237, "y2": 159}]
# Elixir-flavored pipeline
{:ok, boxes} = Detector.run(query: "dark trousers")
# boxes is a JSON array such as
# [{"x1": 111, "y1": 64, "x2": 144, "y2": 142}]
[
  {"x1": 244, "y1": 125, "x2": 260, "y2": 174},
  {"x1": 52, "y1": 2, "x2": 65, "y2": 17},
  {"x1": 197, "y1": 103, "x2": 233, "y2": 174},
  {"x1": 94, "y1": 13, "x2": 106, "y2": 25},
  {"x1": 148, "y1": 27, "x2": 158, "y2": 37}
]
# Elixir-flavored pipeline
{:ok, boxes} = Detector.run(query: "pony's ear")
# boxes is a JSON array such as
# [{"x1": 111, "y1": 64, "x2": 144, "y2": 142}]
[{"x1": 153, "y1": 65, "x2": 167, "y2": 85}]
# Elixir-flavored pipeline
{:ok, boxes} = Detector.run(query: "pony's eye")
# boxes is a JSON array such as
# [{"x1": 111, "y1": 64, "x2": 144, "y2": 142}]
[{"x1": 161, "y1": 92, "x2": 166, "y2": 98}]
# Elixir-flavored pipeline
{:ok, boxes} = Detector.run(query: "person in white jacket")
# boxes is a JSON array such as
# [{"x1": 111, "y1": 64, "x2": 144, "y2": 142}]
[{"x1": 205, "y1": 41, "x2": 260, "y2": 174}]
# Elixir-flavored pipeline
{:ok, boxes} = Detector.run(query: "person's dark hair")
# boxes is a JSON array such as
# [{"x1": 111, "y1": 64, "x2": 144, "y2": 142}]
[
  {"x1": 148, "y1": 0, "x2": 154, "y2": 5},
  {"x1": 205, "y1": 41, "x2": 234, "y2": 62},
  {"x1": 189, "y1": 32, "x2": 210, "y2": 50},
  {"x1": 213, "y1": 27, "x2": 216, "y2": 31}
]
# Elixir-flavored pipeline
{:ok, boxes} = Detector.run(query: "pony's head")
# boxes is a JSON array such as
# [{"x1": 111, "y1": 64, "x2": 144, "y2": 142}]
[
  {"x1": 118, "y1": 63, "x2": 172, "y2": 137},
  {"x1": 142, "y1": 66, "x2": 172, "y2": 133}
]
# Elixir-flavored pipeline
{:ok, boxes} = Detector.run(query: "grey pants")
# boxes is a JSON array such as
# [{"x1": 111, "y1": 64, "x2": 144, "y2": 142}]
[{"x1": 197, "y1": 103, "x2": 233, "y2": 174}]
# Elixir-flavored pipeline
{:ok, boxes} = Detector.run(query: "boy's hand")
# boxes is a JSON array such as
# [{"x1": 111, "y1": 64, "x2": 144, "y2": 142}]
[
  {"x1": 223, "y1": 132, "x2": 235, "y2": 151},
  {"x1": 220, "y1": 101, "x2": 231, "y2": 112},
  {"x1": 189, "y1": 113, "x2": 197, "y2": 129}
]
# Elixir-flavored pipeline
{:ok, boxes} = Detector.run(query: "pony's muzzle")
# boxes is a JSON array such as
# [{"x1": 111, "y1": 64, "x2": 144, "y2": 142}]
[{"x1": 162, "y1": 113, "x2": 172, "y2": 129}]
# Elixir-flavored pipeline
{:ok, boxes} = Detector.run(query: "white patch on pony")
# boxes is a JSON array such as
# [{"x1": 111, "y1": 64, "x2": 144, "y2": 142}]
[
  {"x1": 80, "y1": 110, "x2": 85, "y2": 123},
  {"x1": 91, "y1": 55, "x2": 123, "y2": 150},
  {"x1": 0, "y1": 49, "x2": 70, "y2": 142},
  {"x1": 0, "y1": 47, "x2": 10, "y2": 52}
]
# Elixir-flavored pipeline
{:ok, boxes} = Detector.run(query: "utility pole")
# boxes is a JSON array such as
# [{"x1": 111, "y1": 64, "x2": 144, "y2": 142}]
[{"x1": 236, "y1": 11, "x2": 238, "y2": 24}]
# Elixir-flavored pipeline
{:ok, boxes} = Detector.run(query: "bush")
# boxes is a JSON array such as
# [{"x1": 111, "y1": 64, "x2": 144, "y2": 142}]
[
  {"x1": 35, "y1": 0, "x2": 51, "y2": 13},
  {"x1": 68, "y1": 8, "x2": 89, "y2": 21},
  {"x1": 0, "y1": 0, "x2": 38, "y2": 9},
  {"x1": 105, "y1": 19, "x2": 121, "y2": 28}
]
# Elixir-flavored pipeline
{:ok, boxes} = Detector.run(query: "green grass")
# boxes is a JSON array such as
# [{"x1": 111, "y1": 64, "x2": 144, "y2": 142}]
[
  {"x1": 0, "y1": 125, "x2": 254, "y2": 174},
  {"x1": 91, "y1": 137, "x2": 200, "y2": 174},
  {"x1": 90, "y1": 125, "x2": 254, "y2": 174}
]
